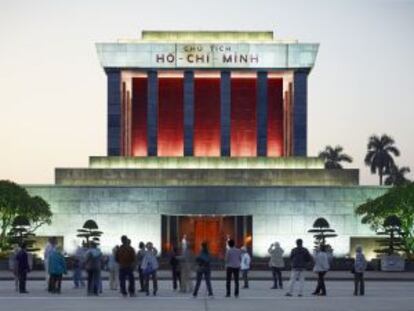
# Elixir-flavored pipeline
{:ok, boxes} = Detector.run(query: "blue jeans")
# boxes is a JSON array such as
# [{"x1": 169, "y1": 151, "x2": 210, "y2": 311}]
[
  {"x1": 87, "y1": 269, "x2": 100, "y2": 295},
  {"x1": 193, "y1": 268, "x2": 213, "y2": 296},
  {"x1": 119, "y1": 267, "x2": 135, "y2": 295},
  {"x1": 73, "y1": 267, "x2": 85, "y2": 287}
]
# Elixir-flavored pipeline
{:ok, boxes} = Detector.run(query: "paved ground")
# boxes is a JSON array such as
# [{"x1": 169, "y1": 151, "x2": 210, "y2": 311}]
[
  {"x1": 0, "y1": 279, "x2": 413, "y2": 311},
  {"x1": 2, "y1": 269, "x2": 414, "y2": 280}
]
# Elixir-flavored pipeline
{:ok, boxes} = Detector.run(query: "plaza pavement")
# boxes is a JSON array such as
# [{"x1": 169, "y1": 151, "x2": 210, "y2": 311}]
[
  {"x1": 1, "y1": 269, "x2": 414, "y2": 281},
  {"x1": 0, "y1": 274, "x2": 414, "y2": 311}
]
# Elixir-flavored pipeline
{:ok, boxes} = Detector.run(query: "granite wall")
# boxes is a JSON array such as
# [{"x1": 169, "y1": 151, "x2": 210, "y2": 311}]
[{"x1": 24, "y1": 185, "x2": 387, "y2": 257}]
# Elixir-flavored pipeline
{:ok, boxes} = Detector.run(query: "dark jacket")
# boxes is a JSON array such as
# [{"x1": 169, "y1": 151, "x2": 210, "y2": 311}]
[
  {"x1": 16, "y1": 249, "x2": 30, "y2": 273},
  {"x1": 196, "y1": 250, "x2": 211, "y2": 270},
  {"x1": 116, "y1": 245, "x2": 136, "y2": 269},
  {"x1": 290, "y1": 246, "x2": 312, "y2": 269}
]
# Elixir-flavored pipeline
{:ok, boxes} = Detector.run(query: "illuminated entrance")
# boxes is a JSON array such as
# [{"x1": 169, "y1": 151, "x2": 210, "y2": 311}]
[{"x1": 161, "y1": 215, "x2": 252, "y2": 257}]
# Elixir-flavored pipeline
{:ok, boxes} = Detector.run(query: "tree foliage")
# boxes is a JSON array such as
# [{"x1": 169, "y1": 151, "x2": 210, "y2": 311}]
[
  {"x1": 384, "y1": 165, "x2": 411, "y2": 187},
  {"x1": 318, "y1": 145, "x2": 353, "y2": 169},
  {"x1": 76, "y1": 219, "x2": 102, "y2": 247},
  {"x1": 0, "y1": 180, "x2": 53, "y2": 251},
  {"x1": 364, "y1": 134, "x2": 400, "y2": 185},
  {"x1": 308, "y1": 217, "x2": 338, "y2": 250},
  {"x1": 7, "y1": 216, "x2": 40, "y2": 252},
  {"x1": 355, "y1": 183, "x2": 414, "y2": 258},
  {"x1": 375, "y1": 215, "x2": 405, "y2": 255}
]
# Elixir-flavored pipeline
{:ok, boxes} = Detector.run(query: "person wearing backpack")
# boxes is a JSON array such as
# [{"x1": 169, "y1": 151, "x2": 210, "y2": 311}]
[
  {"x1": 141, "y1": 242, "x2": 159, "y2": 296},
  {"x1": 285, "y1": 239, "x2": 312, "y2": 297},
  {"x1": 192, "y1": 242, "x2": 213, "y2": 298},
  {"x1": 84, "y1": 241, "x2": 102, "y2": 296},
  {"x1": 116, "y1": 236, "x2": 136, "y2": 297}
]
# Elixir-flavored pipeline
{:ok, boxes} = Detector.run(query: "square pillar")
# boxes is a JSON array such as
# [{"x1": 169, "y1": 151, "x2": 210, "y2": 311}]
[
  {"x1": 256, "y1": 71, "x2": 267, "y2": 156},
  {"x1": 293, "y1": 70, "x2": 308, "y2": 156},
  {"x1": 220, "y1": 71, "x2": 231, "y2": 156},
  {"x1": 105, "y1": 68, "x2": 121, "y2": 156},
  {"x1": 147, "y1": 70, "x2": 158, "y2": 156},
  {"x1": 184, "y1": 71, "x2": 194, "y2": 156}
]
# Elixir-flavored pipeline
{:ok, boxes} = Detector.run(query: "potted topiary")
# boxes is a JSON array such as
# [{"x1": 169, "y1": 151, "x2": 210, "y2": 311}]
[
  {"x1": 76, "y1": 219, "x2": 102, "y2": 247},
  {"x1": 375, "y1": 215, "x2": 405, "y2": 271},
  {"x1": 308, "y1": 217, "x2": 338, "y2": 251}
]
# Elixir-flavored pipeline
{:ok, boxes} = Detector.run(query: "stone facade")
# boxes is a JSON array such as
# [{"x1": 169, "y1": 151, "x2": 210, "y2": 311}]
[{"x1": 26, "y1": 185, "x2": 387, "y2": 257}]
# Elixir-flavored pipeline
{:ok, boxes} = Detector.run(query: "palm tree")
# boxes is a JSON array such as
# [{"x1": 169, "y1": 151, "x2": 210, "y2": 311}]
[
  {"x1": 318, "y1": 145, "x2": 353, "y2": 169},
  {"x1": 364, "y1": 134, "x2": 400, "y2": 185},
  {"x1": 384, "y1": 165, "x2": 411, "y2": 186}
]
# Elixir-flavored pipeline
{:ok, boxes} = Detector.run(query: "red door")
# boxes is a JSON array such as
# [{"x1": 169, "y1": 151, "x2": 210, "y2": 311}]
[{"x1": 194, "y1": 217, "x2": 222, "y2": 257}]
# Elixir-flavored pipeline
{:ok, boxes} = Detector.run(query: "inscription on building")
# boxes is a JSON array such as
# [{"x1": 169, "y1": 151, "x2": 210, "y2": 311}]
[{"x1": 155, "y1": 44, "x2": 259, "y2": 67}]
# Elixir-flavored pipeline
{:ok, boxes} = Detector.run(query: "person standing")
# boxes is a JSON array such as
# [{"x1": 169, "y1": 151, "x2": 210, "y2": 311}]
[
  {"x1": 116, "y1": 236, "x2": 136, "y2": 297},
  {"x1": 48, "y1": 246, "x2": 67, "y2": 294},
  {"x1": 136, "y1": 242, "x2": 146, "y2": 292},
  {"x1": 268, "y1": 242, "x2": 285, "y2": 289},
  {"x1": 312, "y1": 245, "x2": 330, "y2": 296},
  {"x1": 141, "y1": 242, "x2": 159, "y2": 296},
  {"x1": 73, "y1": 242, "x2": 86, "y2": 289},
  {"x1": 44, "y1": 237, "x2": 57, "y2": 288},
  {"x1": 169, "y1": 246, "x2": 181, "y2": 291},
  {"x1": 240, "y1": 246, "x2": 251, "y2": 289},
  {"x1": 181, "y1": 234, "x2": 188, "y2": 252},
  {"x1": 285, "y1": 239, "x2": 312, "y2": 297},
  {"x1": 84, "y1": 241, "x2": 102, "y2": 296},
  {"x1": 225, "y1": 239, "x2": 242, "y2": 298},
  {"x1": 193, "y1": 242, "x2": 213, "y2": 298},
  {"x1": 108, "y1": 246, "x2": 119, "y2": 290},
  {"x1": 178, "y1": 244, "x2": 194, "y2": 293},
  {"x1": 353, "y1": 246, "x2": 367, "y2": 296},
  {"x1": 15, "y1": 243, "x2": 30, "y2": 294},
  {"x1": 9, "y1": 245, "x2": 20, "y2": 291}
]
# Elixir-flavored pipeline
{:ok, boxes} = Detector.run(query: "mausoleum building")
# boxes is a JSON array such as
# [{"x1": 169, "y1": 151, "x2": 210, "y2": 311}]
[{"x1": 26, "y1": 31, "x2": 387, "y2": 258}]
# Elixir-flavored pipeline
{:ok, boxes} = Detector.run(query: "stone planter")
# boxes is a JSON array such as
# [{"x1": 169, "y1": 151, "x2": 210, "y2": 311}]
[{"x1": 380, "y1": 254, "x2": 405, "y2": 271}]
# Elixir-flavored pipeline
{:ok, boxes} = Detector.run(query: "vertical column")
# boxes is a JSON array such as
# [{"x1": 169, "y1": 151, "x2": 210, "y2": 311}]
[
  {"x1": 147, "y1": 71, "x2": 158, "y2": 156},
  {"x1": 220, "y1": 71, "x2": 231, "y2": 156},
  {"x1": 293, "y1": 70, "x2": 308, "y2": 156},
  {"x1": 183, "y1": 71, "x2": 194, "y2": 156},
  {"x1": 256, "y1": 71, "x2": 267, "y2": 156},
  {"x1": 106, "y1": 68, "x2": 121, "y2": 156}
]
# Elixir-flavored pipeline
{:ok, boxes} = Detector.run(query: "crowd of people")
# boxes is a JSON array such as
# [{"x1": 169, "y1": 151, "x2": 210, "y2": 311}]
[{"x1": 8, "y1": 236, "x2": 368, "y2": 297}]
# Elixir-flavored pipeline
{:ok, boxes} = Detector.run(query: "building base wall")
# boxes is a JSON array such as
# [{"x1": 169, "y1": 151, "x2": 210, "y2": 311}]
[{"x1": 25, "y1": 185, "x2": 388, "y2": 258}]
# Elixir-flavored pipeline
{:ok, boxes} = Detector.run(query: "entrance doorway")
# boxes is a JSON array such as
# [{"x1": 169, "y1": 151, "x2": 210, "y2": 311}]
[{"x1": 161, "y1": 215, "x2": 252, "y2": 257}]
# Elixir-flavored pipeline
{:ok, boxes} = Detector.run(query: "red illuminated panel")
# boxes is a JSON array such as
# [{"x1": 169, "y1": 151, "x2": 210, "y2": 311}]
[
  {"x1": 230, "y1": 77, "x2": 257, "y2": 157},
  {"x1": 194, "y1": 77, "x2": 221, "y2": 156},
  {"x1": 267, "y1": 78, "x2": 284, "y2": 156},
  {"x1": 158, "y1": 77, "x2": 184, "y2": 156},
  {"x1": 131, "y1": 77, "x2": 148, "y2": 156}
]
